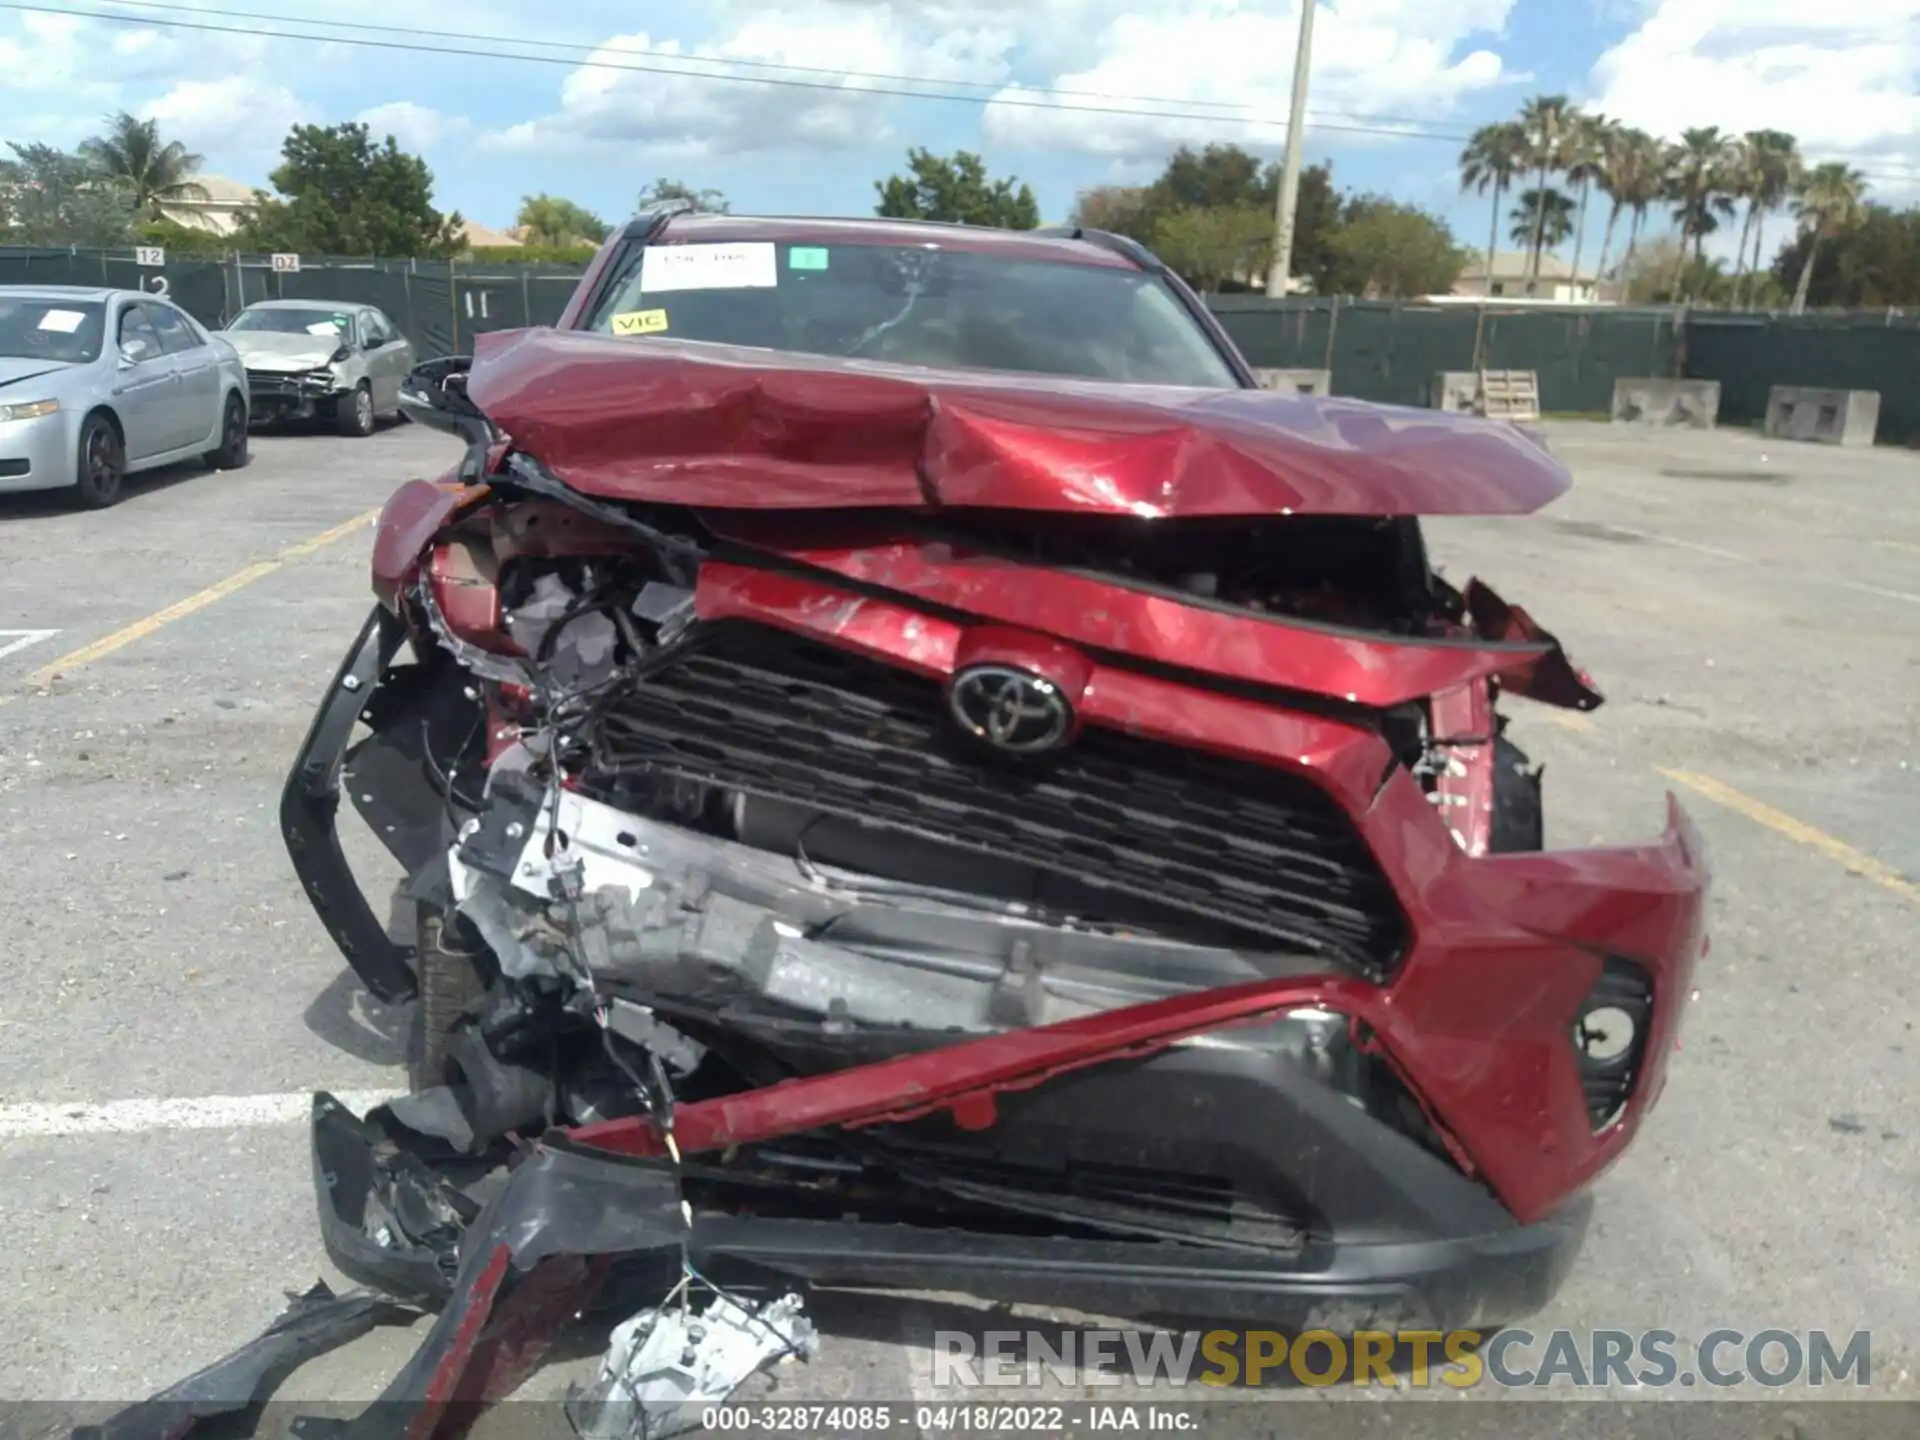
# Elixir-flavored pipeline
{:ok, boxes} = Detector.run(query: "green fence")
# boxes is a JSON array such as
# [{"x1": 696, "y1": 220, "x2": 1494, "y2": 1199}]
[
  {"x1": 10, "y1": 244, "x2": 1917, "y2": 442},
  {"x1": 1206, "y1": 297, "x2": 1683, "y2": 414},
  {"x1": 0, "y1": 247, "x2": 584, "y2": 360}
]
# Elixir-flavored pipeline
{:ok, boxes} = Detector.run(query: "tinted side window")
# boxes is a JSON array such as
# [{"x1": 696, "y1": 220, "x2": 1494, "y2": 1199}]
[
  {"x1": 147, "y1": 303, "x2": 201, "y2": 355},
  {"x1": 117, "y1": 306, "x2": 163, "y2": 362}
]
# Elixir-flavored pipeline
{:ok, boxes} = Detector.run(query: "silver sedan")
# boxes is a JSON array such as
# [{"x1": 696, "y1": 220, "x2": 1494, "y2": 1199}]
[{"x1": 0, "y1": 285, "x2": 250, "y2": 509}]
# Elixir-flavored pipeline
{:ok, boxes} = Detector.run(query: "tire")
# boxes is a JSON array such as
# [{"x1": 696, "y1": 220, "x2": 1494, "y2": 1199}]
[
  {"x1": 409, "y1": 906, "x2": 490, "y2": 1093},
  {"x1": 70, "y1": 413, "x2": 125, "y2": 509},
  {"x1": 205, "y1": 392, "x2": 250, "y2": 470},
  {"x1": 1488, "y1": 735, "x2": 1545, "y2": 853},
  {"x1": 336, "y1": 383, "x2": 375, "y2": 438}
]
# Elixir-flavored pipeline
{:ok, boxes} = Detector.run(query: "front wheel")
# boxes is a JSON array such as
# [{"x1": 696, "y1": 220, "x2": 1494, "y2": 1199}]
[
  {"x1": 206, "y1": 393, "x2": 249, "y2": 470},
  {"x1": 70, "y1": 414, "x2": 125, "y2": 509},
  {"x1": 336, "y1": 384, "x2": 375, "y2": 438}
]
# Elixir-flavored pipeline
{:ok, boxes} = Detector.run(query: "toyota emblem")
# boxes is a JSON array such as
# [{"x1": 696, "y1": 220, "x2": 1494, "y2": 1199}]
[{"x1": 948, "y1": 665, "x2": 1074, "y2": 754}]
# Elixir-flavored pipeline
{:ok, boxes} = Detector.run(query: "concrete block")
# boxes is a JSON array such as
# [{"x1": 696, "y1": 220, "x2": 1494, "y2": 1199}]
[
  {"x1": 1254, "y1": 367, "x2": 1332, "y2": 396},
  {"x1": 1431, "y1": 371, "x2": 1480, "y2": 414},
  {"x1": 1764, "y1": 386, "x2": 1880, "y2": 447},
  {"x1": 1611, "y1": 378, "x2": 1721, "y2": 429}
]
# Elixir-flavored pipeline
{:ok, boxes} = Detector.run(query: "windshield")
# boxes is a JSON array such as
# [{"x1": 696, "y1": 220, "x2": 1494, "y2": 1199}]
[
  {"x1": 582, "y1": 240, "x2": 1242, "y2": 388},
  {"x1": 229, "y1": 307, "x2": 355, "y2": 341},
  {"x1": 0, "y1": 298, "x2": 106, "y2": 365}
]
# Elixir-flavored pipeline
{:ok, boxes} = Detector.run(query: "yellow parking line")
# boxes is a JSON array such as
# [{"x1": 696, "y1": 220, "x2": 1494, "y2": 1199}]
[
  {"x1": 4, "y1": 508, "x2": 379, "y2": 701},
  {"x1": 1660, "y1": 768, "x2": 1920, "y2": 906}
]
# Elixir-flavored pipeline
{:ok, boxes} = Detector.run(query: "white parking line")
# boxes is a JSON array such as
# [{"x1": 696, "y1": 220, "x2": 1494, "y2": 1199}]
[
  {"x1": 0, "y1": 1089, "x2": 401, "y2": 1139},
  {"x1": 0, "y1": 629, "x2": 58, "y2": 662}
]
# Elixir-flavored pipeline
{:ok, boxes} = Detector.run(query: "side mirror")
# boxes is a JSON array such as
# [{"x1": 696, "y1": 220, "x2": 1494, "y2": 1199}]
[{"x1": 118, "y1": 342, "x2": 141, "y2": 367}]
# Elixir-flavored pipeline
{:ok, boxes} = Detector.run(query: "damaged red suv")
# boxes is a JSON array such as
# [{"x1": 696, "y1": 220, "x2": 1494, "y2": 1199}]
[{"x1": 281, "y1": 205, "x2": 1709, "y2": 1396}]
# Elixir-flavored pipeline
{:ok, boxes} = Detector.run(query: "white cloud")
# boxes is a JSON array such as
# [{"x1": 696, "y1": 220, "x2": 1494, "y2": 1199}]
[
  {"x1": 1590, "y1": 3, "x2": 1920, "y2": 186},
  {"x1": 480, "y1": 6, "x2": 1017, "y2": 160},
  {"x1": 980, "y1": 0, "x2": 1514, "y2": 162},
  {"x1": 146, "y1": 77, "x2": 314, "y2": 176},
  {"x1": 358, "y1": 100, "x2": 467, "y2": 154}
]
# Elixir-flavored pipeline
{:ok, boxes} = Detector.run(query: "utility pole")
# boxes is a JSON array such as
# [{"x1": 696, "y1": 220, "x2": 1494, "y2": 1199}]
[{"x1": 1265, "y1": 0, "x2": 1318, "y2": 297}]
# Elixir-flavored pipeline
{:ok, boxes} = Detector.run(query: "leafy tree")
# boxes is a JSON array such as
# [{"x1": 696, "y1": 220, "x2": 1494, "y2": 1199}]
[
  {"x1": 1726, "y1": 130, "x2": 1800, "y2": 307},
  {"x1": 515, "y1": 193, "x2": 609, "y2": 246},
  {"x1": 873, "y1": 148, "x2": 1038, "y2": 229},
  {"x1": 79, "y1": 112, "x2": 207, "y2": 218},
  {"x1": 0, "y1": 142, "x2": 136, "y2": 247},
  {"x1": 1459, "y1": 121, "x2": 1525, "y2": 289},
  {"x1": 233, "y1": 122, "x2": 461, "y2": 258},
  {"x1": 1151, "y1": 204, "x2": 1272, "y2": 292},
  {"x1": 639, "y1": 178, "x2": 729, "y2": 214},
  {"x1": 1766, "y1": 202, "x2": 1915, "y2": 309},
  {"x1": 1593, "y1": 126, "x2": 1664, "y2": 292},
  {"x1": 1565, "y1": 112, "x2": 1613, "y2": 286},
  {"x1": 135, "y1": 216, "x2": 230, "y2": 254},
  {"x1": 1664, "y1": 126, "x2": 1736, "y2": 298},
  {"x1": 1508, "y1": 188, "x2": 1575, "y2": 252},
  {"x1": 1785, "y1": 162, "x2": 1869, "y2": 313},
  {"x1": 1514, "y1": 94, "x2": 1580, "y2": 281},
  {"x1": 1324, "y1": 197, "x2": 1466, "y2": 298},
  {"x1": 1067, "y1": 185, "x2": 1151, "y2": 241}
]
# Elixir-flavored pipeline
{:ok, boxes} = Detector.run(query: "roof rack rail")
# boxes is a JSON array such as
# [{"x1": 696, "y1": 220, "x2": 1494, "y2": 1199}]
[
  {"x1": 1031, "y1": 225, "x2": 1161, "y2": 271},
  {"x1": 620, "y1": 199, "x2": 696, "y2": 240}
]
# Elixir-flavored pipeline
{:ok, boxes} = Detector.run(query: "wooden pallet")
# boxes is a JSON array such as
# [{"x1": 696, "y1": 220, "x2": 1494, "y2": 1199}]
[{"x1": 1478, "y1": 369, "x2": 1541, "y2": 422}]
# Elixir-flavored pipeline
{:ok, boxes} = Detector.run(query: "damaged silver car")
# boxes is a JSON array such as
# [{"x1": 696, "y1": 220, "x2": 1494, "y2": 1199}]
[{"x1": 224, "y1": 299, "x2": 415, "y2": 436}]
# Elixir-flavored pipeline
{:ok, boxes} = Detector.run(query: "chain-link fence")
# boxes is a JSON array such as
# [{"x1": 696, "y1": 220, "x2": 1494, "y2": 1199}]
[
  {"x1": 0, "y1": 246, "x2": 584, "y2": 360},
  {"x1": 9, "y1": 245, "x2": 1914, "y2": 440}
]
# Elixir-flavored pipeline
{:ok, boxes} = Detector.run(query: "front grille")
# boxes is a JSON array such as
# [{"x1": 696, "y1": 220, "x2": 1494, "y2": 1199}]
[
  {"x1": 588, "y1": 622, "x2": 1408, "y2": 980},
  {"x1": 246, "y1": 370, "x2": 326, "y2": 398}
]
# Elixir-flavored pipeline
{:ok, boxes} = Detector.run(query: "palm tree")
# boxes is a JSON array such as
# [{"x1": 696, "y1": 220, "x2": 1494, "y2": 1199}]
[
  {"x1": 1509, "y1": 188, "x2": 1576, "y2": 259},
  {"x1": 1790, "y1": 162, "x2": 1868, "y2": 314},
  {"x1": 1565, "y1": 112, "x2": 1613, "y2": 291},
  {"x1": 1515, "y1": 95, "x2": 1581, "y2": 284},
  {"x1": 1594, "y1": 127, "x2": 1665, "y2": 298},
  {"x1": 1664, "y1": 127, "x2": 1736, "y2": 300},
  {"x1": 79, "y1": 112, "x2": 208, "y2": 218},
  {"x1": 1459, "y1": 122, "x2": 1526, "y2": 296},
  {"x1": 1727, "y1": 131, "x2": 1801, "y2": 308}
]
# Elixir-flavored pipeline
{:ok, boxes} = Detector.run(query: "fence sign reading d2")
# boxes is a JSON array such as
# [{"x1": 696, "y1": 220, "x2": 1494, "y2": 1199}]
[
  {"x1": 271, "y1": 253, "x2": 302, "y2": 274},
  {"x1": 135, "y1": 246, "x2": 165, "y2": 267}
]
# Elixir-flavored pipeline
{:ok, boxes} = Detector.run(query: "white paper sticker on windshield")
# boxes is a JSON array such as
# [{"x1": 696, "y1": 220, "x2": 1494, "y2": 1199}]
[
  {"x1": 306, "y1": 321, "x2": 340, "y2": 336},
  {"x1": 37, "y1": 309, "x2": 86, "y2": 334},
  {"x1": 641, "y1": 242, "x2": 778, "y2": 293}
]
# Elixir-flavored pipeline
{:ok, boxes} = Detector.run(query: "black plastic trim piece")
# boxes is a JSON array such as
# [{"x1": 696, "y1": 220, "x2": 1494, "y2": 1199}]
[{"x1": 279, "y1": 606, "x2": 419, "y2": 1003}]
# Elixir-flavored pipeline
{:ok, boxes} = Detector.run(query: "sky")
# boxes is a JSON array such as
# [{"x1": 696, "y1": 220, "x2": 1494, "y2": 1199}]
[{"x1": 3, "y1": 0, "x2": 1918, "y2": 261}]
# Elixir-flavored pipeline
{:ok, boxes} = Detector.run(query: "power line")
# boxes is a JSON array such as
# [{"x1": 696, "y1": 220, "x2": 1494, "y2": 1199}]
[
  {"x1": 6, "y1": 0, "x2": 1918, "y2": 189},
  {"x1": 0, "y1": 0, "x2": 1462, "y2": 142},
  {"x1": 60, "y1": 0, "x2": 1480, "y2": 137}
]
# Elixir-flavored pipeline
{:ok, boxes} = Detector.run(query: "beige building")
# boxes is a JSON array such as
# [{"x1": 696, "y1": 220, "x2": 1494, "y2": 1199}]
[
  {"x1": 154, "y1": 173, "x2": 259, "y2": 235},
  {"x1": 1452, "y1": 250, "x2": 1600, "y2": 304},
  {"x1": 156, "y1": 174, "x2": 520, "y2": 251}
]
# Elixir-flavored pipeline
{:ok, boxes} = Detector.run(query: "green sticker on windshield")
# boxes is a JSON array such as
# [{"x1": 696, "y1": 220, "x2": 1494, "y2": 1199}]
[{"x1": 788, "y1": 246, "x2": 830, "y2": 271}]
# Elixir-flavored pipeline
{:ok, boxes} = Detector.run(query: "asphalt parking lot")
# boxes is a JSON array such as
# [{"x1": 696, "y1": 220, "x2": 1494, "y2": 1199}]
[{"x1": 0, "y1": 418, "x2": 1915, "y2": 1435}]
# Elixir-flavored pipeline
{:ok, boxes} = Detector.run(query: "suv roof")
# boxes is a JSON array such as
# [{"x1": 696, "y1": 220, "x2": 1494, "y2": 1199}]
[{"x1": 642, "y1": 212, "x2": 1144, "y2": 272}]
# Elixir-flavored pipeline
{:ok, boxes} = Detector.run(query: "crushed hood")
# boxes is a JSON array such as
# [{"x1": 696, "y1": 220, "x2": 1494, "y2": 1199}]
[
  {"x1": 227, "y1": 331, "x2": 342, "y2": 371},
  {"x1": 465, "y1": 328, "x2": 1572, "y2": 519}
]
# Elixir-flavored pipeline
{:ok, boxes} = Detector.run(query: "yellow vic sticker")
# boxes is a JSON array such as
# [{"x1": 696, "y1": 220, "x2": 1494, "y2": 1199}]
[{"x1": 610, "y1": 309, "x2": 670, "y2": 336}]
